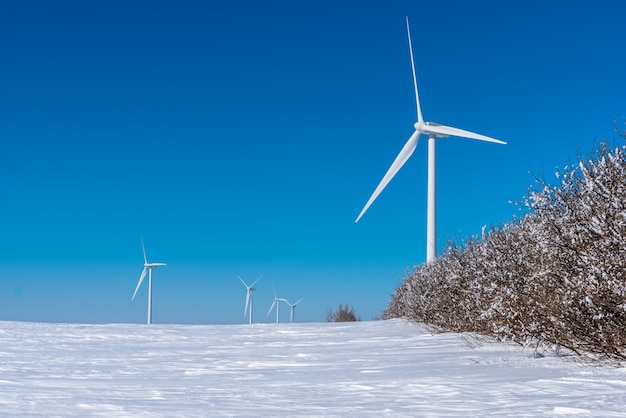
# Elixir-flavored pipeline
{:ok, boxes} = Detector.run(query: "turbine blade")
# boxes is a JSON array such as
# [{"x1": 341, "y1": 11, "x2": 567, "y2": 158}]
[
  {"x1": 423, "y1": 124, "x2": 506, "y2": 145},
  {"x1": 141, "y1": 238, "x2": 148, "y2": 265},
  {"x1": 238, "y1": 275, "x2": 249, "y2": 288},
  {"x1": 293, "y1": 298, "x2": 304, "y2": 306},
  {"x1": 406, "y1": 17, "x2": 422, "y2": 123},
  {"x1": 267, "y1": 299, "x2": 277, "y2": 316},
  {"x1": 356, "y1": 130, "x2": 420, "y2": 222},
  {"x1": 132, "y1": 267, "x2": 148, "y2": 301}
]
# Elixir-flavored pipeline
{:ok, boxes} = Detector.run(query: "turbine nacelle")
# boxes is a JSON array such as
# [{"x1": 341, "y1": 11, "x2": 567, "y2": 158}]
[{"x1": 414, "y1": 121, "x2": 450, "y2": 138}]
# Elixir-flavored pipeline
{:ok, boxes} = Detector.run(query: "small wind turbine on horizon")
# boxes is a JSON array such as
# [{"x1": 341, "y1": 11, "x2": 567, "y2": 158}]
[
  {"x1": 267, "y1": 285, "x2": 287, "y2": 324},
  {"x1": 355, "y1": 17, "x2": 506, "y2": 263},
  {"x1": 285, "y1": 298, "x2": 304, "y2": 324},
  {"x1": 131, "y1": 239, "x2": 166, "y2": 325},
  {"x1": 239, "y1": 275, "x2": 261, "y2": 325}
]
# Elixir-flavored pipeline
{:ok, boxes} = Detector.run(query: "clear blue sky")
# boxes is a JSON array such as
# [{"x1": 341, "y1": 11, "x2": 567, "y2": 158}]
[{"x1": 1, "y1": 0, "x2": 624, "y2": 324}]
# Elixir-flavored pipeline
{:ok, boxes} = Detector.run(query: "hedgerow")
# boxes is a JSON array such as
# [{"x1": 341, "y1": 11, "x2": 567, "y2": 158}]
[{"x1": 383, "y1": 136, "x2": 626, "y2": 361}]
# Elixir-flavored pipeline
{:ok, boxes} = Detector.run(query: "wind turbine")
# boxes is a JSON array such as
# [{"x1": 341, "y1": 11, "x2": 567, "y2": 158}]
[
  {"x1": 285, "y1": 298, "x2": 304, "y2": 324},
  {"x1": 355, "y1": 17, "x2": 506, "y2": 263},
  {"x1": 131, "y1": 239, "x2": 166, "y2": 325},
  {"x1": 239, "y1": 275, "x2": 261, "y2": 324},
  {"x1": 267, "y1": 285, "x2": 287, "y2": 324}
]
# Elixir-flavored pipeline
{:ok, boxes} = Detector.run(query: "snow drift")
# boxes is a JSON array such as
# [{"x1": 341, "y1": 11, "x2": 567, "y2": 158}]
[{"x1": 1, "y1": 319, "x2": 626, "y2": 416}]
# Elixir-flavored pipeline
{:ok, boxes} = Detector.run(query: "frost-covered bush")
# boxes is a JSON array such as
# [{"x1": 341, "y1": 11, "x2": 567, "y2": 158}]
[
  {"x1": 326, "y1": 304, "x2": 361, "y2": 322},
  {"x1": 383, "y1": 140, "x2": 626, "y2": 361}
]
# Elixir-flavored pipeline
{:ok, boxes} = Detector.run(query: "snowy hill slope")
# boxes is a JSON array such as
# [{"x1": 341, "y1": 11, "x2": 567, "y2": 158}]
[{"x1": 1, "y1": 319, "x2": 625, "y2": 417}]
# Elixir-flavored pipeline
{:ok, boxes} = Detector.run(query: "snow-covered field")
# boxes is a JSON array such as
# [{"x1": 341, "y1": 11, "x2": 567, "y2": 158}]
[{"x1": 1, "y1": 319, "x2": 625, "y2": 417}]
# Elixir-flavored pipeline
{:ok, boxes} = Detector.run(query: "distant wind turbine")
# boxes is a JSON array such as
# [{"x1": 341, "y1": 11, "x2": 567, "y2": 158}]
[
  {"x1": 131, "y1": 239, "x2": 166, "y2": 325},
  {"x1": 285, "y1": 298, "x2": 304, "y2": 324},
  {"x1": 239, "y1": 275, "x2": 261, "y2": 325},
  {"x1": 355, "y1": 16, "x2": 506, "y2": 263},
  {"x1": 267, "y1": 285, "x2": 287, "y2": 324}
]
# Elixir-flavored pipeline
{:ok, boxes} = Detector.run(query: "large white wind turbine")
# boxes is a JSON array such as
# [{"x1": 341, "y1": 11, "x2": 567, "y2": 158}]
[
  {"x1": 355, "y1": 17, "x2": 506, "y2": 263},
  {"x1": 131, "y1": 239, "x2": 166, "y2": 325},
  {"x1": 239, "y1": 276, "x2": 261, "y2": 325},
  {"x1": 267, "y1": 285, "x2": 287, "y2": 324},
  {"x1": 285, "y1": 298, "x2": 304, "y2": 324}
]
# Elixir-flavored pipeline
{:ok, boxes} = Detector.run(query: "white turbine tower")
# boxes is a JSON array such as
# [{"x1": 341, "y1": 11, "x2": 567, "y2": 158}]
[
  {"x1": 131, "y1": 239, "x2": 166, "y2": 325},
  {"x1": 267, "y1": 285, "x2": 287, "y2": 324},
  {"x1": 285, "y1": 298, "x2": 304, "y2": 324},
  {"x1": 239, "y1": 275, "x2": 261, "y2": 325},
  {"x1": 355, "y1": 17, "x2": 506, "y2": 263}
]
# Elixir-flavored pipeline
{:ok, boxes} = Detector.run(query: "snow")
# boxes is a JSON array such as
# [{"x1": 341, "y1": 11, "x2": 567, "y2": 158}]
[{"x1": 1, "y1": 319, "x2": 625, "y2": 417}]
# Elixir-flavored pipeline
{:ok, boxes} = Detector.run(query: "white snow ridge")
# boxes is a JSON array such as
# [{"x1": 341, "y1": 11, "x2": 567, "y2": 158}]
[{"x1": 1, "y1": 319, "x2": 625, "y2": 417}]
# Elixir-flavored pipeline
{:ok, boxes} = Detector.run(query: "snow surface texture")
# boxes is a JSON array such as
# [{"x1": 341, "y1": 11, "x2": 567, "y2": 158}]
[{"x1": 1, "y1": 319, "x2": 625, "y2": 417}]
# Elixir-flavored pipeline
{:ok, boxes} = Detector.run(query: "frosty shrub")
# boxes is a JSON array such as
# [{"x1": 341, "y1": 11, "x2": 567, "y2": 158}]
[
  {"x1": 383, "y1": 140, "x2": 626, "y2": 361},
  {"x1": 327, "y1": 304, "x2": 361, "y2": 322}
]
